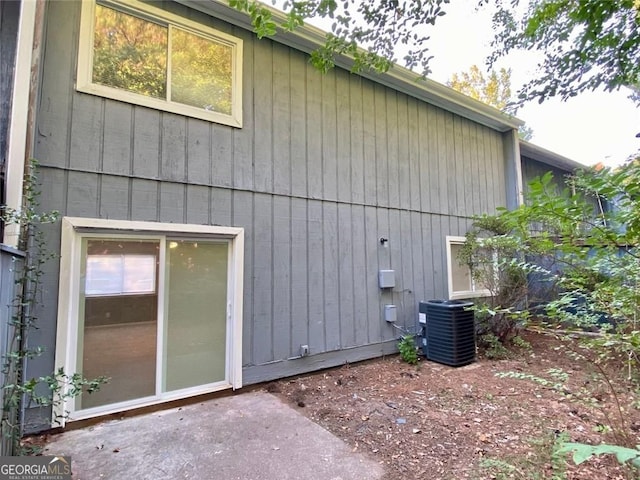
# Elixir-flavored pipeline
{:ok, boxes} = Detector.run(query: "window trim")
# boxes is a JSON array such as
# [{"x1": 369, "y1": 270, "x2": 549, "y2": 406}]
[
  {"x1": 446, "y1": 235, "x2": 491, "y2": 300},
  {"x1": 77, "y1": 0, "x2": 243, "y2": 128},
  {"x1": 55, "y1": 217, "x2": 244, "y2": 425}
]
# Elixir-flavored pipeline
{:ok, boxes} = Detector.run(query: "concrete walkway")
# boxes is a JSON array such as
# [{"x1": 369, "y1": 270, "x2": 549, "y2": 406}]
[{"x1": 43, "y1": 391, "x2": 385, "y2": 480}]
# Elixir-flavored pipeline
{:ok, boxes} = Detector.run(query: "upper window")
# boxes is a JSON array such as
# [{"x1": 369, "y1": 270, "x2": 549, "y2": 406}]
[
  {"x1": 77, "y1": 0, "x2": 243, "y2": 127},
  {"x1": 446, "y1": 236, "x2": 491, "y2": 300}
]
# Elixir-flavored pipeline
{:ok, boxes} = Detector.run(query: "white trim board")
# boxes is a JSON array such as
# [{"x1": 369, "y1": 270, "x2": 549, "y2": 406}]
[
  {"x1": 54, "y1": 217, "x2": 244, "y2": 426},
  {"x1": 3, "y1": 0, "x2": 38, "y2": 247},
  {"x1": 76, "y1": 0, "x2": 243, "y2": 128}
]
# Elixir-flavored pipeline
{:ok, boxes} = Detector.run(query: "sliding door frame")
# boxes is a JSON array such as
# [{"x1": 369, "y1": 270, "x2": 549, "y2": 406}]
[{"x1": 55, "y1": 217, "x2": 244, "y2": 426}]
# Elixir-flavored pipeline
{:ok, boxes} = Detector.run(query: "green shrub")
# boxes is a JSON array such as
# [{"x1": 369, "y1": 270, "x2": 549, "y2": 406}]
[{"x1": 398, "y1": 335, "x2": 418, "y2": 365}]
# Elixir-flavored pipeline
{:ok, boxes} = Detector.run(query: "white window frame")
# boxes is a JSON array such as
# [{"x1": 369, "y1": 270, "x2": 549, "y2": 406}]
[
  {"x1": 55, "y1": 217, "x2": 244, "y2": 425},
  {"x1": 77, "y1": 0, "x2": 243, "y2": 128},
  {"x1": 446, "y1": 235, "x2": 491, "y2": 300}
]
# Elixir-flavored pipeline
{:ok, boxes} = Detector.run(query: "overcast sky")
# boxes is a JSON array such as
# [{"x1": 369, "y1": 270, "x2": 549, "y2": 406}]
[{"x1": 424, "y1": 2, "x2": 640, "y2": 168}]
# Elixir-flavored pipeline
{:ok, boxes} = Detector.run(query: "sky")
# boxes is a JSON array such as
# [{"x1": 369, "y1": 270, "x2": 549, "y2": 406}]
[
  {"x1": 411, "y1": 2, "x2": 640, "y2": 168},
  {"x1": 304, "y1": 2, "x2": 640, "y2": 168}
]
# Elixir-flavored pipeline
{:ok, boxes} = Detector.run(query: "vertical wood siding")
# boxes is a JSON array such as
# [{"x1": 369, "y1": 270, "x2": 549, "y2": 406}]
[
  {"x1": 33, "y1": 1, "x2": 510, "y2": 384},
  {"x1": 521, "y1": 157, "x2": 571, "y2": 199},
  {"x1": 0, "y1": 0, "x2": 20, "y2": 169}
]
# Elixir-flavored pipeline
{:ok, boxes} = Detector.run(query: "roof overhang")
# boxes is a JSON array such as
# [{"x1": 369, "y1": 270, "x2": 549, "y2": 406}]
[
  {"x1": 519, "y1": 140, "x2": 584, "y2": 172},
  {"x1": 175, "y1": 0, "x2": 524, "y2": 133}
]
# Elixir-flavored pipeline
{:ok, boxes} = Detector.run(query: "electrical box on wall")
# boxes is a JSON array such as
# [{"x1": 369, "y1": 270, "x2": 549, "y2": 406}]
[
  {"x1": 384, "y1": 304, "x2": 397, "y2": 323},
  {"x1": 378, "y1": 270, "x2": 395, "y2": 289}
]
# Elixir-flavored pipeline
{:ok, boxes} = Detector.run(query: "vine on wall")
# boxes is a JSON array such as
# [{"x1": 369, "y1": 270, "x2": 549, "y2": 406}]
[{"x1": 1, "y1": 160, "x2": 107, "y2": 455}]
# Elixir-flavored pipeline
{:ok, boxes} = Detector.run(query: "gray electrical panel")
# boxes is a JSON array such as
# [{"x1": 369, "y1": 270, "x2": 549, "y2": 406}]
[
  {"x1": 378, "y1": 270, "x2": 395, "y2": 289},
  {"x1": 384, "y1": 304, "x2": 397, "y2": 323}
]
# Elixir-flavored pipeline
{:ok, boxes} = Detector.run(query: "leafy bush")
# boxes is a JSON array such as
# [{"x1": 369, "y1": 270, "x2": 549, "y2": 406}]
[
  {"x1": 479, "y1": 333, "x2": 510, "y2": 359},
  {"x1": 558, "y1": 443, "x2": 640, "y2": 472},
  {"x1": 397, "y1": 335, "x2": 418, "y2": 365},
  {"x1": 470, "y1": 156, "x2": 640, "y2": 476}
]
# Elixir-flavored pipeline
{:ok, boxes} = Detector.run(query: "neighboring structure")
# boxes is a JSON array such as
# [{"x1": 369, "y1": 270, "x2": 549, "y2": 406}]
[
  {"x1": 2, "y1": 0, "x2": 584, "y2": 431},
  {"x1": 519, "y1": 140, "x2": 584, "y2": 198}
]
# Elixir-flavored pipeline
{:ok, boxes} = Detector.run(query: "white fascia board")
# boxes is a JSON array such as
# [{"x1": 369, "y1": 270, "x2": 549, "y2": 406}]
[{"x1": 175, "y1": 0, "x2": 523, "y2": 132}]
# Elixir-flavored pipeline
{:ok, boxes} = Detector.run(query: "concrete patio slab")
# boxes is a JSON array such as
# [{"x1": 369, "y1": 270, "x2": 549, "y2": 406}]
[{"x1": 43, "y1": 391, "x2": 385, "y2": 480}]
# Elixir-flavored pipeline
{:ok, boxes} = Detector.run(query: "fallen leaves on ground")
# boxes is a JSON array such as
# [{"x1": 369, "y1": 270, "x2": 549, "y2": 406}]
[{"x1": 269, "y1": 332, "x2": 638, "y2": 480}]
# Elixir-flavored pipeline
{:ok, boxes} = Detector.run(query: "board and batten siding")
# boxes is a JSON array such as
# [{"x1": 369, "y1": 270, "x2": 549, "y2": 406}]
[
  {"x1": 31, "y1": 0, "x2": 510, "y2": 387},
  {"x1": 521, "y1": 157, "x2": 572, "y2": 200}
]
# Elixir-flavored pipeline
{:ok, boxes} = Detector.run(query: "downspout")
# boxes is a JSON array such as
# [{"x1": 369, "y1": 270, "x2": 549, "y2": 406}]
[
  {"x1": 502, "y1": 129, "x2": 527, "y2": 314},
  {"x1": 4, "y1": 0, "x2": 45, "y2": 248},
  {"x1": 502, "y1": 129, "x2": 524, "y2": 209}
]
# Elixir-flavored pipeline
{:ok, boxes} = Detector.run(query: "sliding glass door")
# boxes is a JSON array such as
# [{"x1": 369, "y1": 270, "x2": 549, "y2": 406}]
[
  {"x1": 79, "y1": 239, "x2": 160, "y2": 409},
  {"x1": 73, "y1": 235, "x2": 232, "y2": 414},
  {"x1": 164, "y1": 240, "x2": 228, "y2": 391}
]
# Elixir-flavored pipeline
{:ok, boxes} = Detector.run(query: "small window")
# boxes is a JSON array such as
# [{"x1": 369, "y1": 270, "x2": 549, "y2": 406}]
[
  {"x1": 446, "y1": 236, "x2": 491, "y2": 300},
  {"x1": 77, "y1": 0, "x2": 243, "y2": 127}
]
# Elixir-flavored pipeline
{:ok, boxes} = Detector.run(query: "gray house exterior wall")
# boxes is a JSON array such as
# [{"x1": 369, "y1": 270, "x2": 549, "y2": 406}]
[
  {"x1": 521, "y1": 156, "x2": 572, "y2": 198},
  {"x1": 28, "y1": 0, "x2": 515, "y2": 422},
  {"x1": 1, "y1": 0, "x2": 20, "y2": 180},
  {"x1": 519, "y1": 141, "x2": 584, "y2": 199}
]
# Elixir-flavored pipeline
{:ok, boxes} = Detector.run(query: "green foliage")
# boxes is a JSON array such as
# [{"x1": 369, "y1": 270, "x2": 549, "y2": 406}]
[
  {"x1": 518, "y1": 124, "x2": 535, "y2": 142},
  {"x1": 557, "y1": 442, "x2": 640, "y2": 470},
  {"x1": 397, "y1": 335, "x2": 419, "y2": 365},
  {"x1": 229, "y1": 0, "x2": 449, "y2": 75},
  {"x1": 488, "y1": 0, "x2": 640, "y2": 104},
  {"x1": 496, "y1": 369, "x2": 568, "y2": 393},
  {"x1": 511, "y1": 334, "x2": 532, "y2": 350},
  {"x1": 478, "y1": 431, "x2": 569, "y2": 480},
  {"x1": 498, "y1": 352, "x2": 640, "y2": 476},
  {"x1": 480, "y1": 333, "x2": 510, "y2": 359},
  {"x1": 462, "y1": 217, "x2": 532, "y2": 348},
  {"x1": 170, "y1": 29, "x2": 233, "y2": 114},
  {"x1": 1, "y1": 160, "x2": 108, "y2": 455},
  {"x1": 93, "y1": 4, "x2": 168, "y2": 98},
  {"x1": 448, "y1": 65, "x2": 513, "y2": 111},
  {"x1": 92, "y1": 4, "x2": 234, "y2": 114},
  {"x1": 231, "y1": 0, "x2": 638, "y2": 110},
  {"x1": 447, "y1": 65, "x2": 534, "y2": 140},
  {"x1": 465, "y1": 156, "x2": 640, "y2": 349},
  {"x1": 548, "y1": 431, "x2": 571, "y2": 480},
  {"x1": 478, "y1": 457, "x2": 518, "y2": 479},
  {"x1": 475, "y1": 157, "x2": 640, "y2": 476}
]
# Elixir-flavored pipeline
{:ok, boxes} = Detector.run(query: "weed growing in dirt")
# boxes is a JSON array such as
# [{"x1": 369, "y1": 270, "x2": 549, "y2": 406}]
[
  {"x1": 480, "y1": 333, "x2": 510, "y2": 359},
  {"x1": 512, "y1": 335, "x2": 532, "y2": 350},
  {"x1": 477, "y1": 431, "x2": 569, "y2": 480},
  {"x1": 397, "y1": 335, "x2": 418, "y2": 365},
  {"x1": 497, "y1": 349, "x2": 640, "y2": 477}
]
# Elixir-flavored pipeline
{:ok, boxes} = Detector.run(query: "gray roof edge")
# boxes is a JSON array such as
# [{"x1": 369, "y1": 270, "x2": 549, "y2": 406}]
[
  {"x1": 519, "y1": 140, "x2": 585, "y2": 172},
  {"x1": 177, "y1": 0, "x2": 524, "y2": 132}
]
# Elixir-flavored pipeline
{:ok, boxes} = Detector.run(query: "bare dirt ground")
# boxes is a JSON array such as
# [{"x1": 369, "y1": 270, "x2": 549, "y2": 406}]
[{"x1": 267, "y1": 331, "x2": 640, "y2": 480}]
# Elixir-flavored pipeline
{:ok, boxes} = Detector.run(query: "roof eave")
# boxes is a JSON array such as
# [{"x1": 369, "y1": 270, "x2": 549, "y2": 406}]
[
  {"x1": 519, "y1": 140, "x2": 585, "y2": 172},
  {"x1": 176, "y1": 0, "x2": 524, "y2": 132}
]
